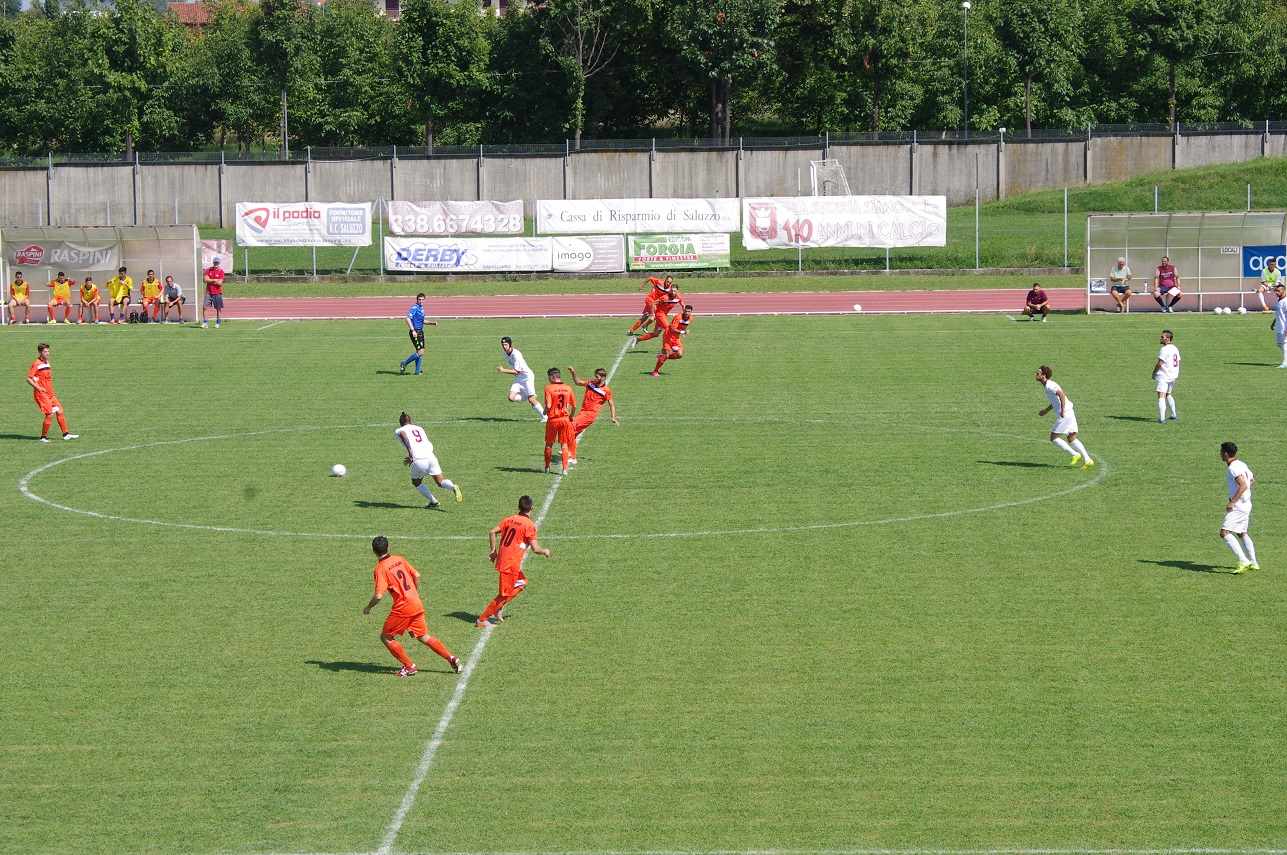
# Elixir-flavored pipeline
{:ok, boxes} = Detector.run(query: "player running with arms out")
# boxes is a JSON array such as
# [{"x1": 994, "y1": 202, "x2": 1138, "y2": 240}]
[
  {"x1": 543, "y1": 368, "x2": 576, "y2": 475},
  {"x1": 395, "y1": 412, "x2": 462, "y2": 509},
  {"x1": 1218, "y1": 442, "x2": 1258, "y2": 574},
  {"x1": 78, "y1": 276, "x2": 101, "y2": 324},
  {"x1": 364, "y1": 536, "x2": 461, "y2": 677},
  {"x1": 627, "y1": 275, "x2": 672, "y2": 336},
  {"x1": 28, "y1": 343, "x2": 77, "y2": 442},
  {"x1": 1035, "y1": 365, "x2": 1093, "y2": 469},
  {"x1": 566, "y1": 365, "x2": 618, "y2": 465},
  {"x1": 1152, "y1": 329, "x2": 1180, "y2": 423},
  {"x1": 399, "y1": 293, "x2": 437, "y2": 376},
  {"x1": 652, "y1": 305, "x2": 693, "y2": 377},
  {"x1": 46, "y1": 272, "x2": 74, "y2": 324},
  {"x1": 498, "y1": 336, "x2": 546, "y2": 420},
  {"x1": 476, "y1": 495, "x2": 550, "y2": 627}
]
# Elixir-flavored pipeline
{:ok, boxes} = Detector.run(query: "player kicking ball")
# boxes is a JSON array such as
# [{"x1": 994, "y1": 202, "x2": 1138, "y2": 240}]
[
  {"x1": 395, "y1": 412, "x2": 462, "y2": 509},
  {"x1": 1035, "y1": 365, "x2": 1093, "y2": 469}
]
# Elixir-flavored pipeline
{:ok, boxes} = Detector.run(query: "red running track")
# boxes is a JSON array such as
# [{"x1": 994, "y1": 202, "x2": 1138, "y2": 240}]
[{"x1": 222, "y1": 288, "x2": 1087, "y2": 320}]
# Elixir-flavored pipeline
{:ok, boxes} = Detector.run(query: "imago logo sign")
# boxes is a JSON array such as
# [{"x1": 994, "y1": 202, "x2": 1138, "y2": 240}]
[{"x1": 13, "y1": 245, "x2": 45, "y2": 265}]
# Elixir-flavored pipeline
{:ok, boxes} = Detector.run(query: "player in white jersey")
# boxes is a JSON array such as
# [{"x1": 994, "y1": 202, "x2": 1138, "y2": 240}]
[
  {"x1": 1152, "y1": 329, "x2": 1180, "y2": 423},
  {"x1": 395, "y1": 412, "x2": 462, "y2": 509},
  {"x1": 1272, "y1": 282, "x2": 1287, "y2": 368},
  {"x1": 1035, "y1": 365, "x2": 1094, "y2": 469},
  {"x1": 1219, "y1": 441, "x2": 1258, "y2": 573},
  {"x1": 497, "y1": 336, "x2": 546, "y2": 420}
]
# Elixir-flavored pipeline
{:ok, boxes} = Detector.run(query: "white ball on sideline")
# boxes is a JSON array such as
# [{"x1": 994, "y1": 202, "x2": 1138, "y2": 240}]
[
  {"x1": 1238, "y1": 306, "x2": 1248, "y2": 314},
  {"x1": 852, "y1": 304, "x2": 862, "y2": 312},
  {"x1": 331, "y1": 464, "x2": 347, "y2": 477}
]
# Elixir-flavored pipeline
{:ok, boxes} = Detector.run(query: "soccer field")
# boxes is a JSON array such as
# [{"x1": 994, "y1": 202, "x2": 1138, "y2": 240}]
[{"x1": 2, "y1": 311, "x2": 1285, "y2": 855}]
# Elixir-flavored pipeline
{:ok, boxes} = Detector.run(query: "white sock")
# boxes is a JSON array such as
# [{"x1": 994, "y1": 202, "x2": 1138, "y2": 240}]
[
  {"x1": 439, "y1": 478, "x2": 455, "y2": 491},
  {"x1": 532, "y1": 401, "x2": 545, "y2": 416},
  {"x1": 1259, "y1": 292, "x2": 1269, "y2": 309},
  {"x1": 1052, "y1": 437, "x2": 1075, "y2": 456},
  {"x1": 1223, "y1": 533, "x2": 1250, "y2": 564},
  {"x1": 1281, "y1": 343, "x2": 1287, "y2": 364},
  {"x1": 417, "y1": 483, "x2": 436, "y2": 503},
  {"x1": 1241, "y1": 534, "x2": 1258, "y2": 565},
  {"x1": 1166, "y1": 395, "x2": 1177, "y2": 418},
  {"x1": 1070, "y1": 439, "x2": 1091, "y2": 462},
  {"x1": 1158, "y1": 398, "x2": 1167, "y2": 420}
]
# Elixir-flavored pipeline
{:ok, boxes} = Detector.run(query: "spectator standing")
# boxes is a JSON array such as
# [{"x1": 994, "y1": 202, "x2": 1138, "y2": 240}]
[{"x1": 202, "y1": 258, "x2": 225, "y2": 328}]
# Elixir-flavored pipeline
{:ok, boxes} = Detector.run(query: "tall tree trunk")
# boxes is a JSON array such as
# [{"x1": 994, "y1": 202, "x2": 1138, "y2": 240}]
[
  {"x1": 125, "y1": 127, "x2": 134, "y2": 160},
  {"x1": 1025, "y1": 76, "x2": 1032, "y2": 138},
  {"x1": 721, "y1": 75, "x2": 731, "y2": 146},
  {"x1": 1168, "y1": 62, "x2": 1176, "y2": 131},
  {"x1": 573, "y1": 74, "x2": 585, "y2": 147},
  {"x1": 872, "y1": 76, "x2": 881, "y2": 136},
  {"x1": 425, "y1": 117, "x2": 434, "y2": 153},
  {"x1": 709, "y1": 81, "x2": 719, "y2": 141}
]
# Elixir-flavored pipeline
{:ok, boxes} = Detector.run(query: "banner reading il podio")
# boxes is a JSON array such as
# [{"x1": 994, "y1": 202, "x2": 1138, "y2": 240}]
[
  {"x1": 384, "y1": 237, "x2": 552, "y2": 273},
  {"x1": 236, "y1": 202, "x2": 372, "y2": 247},
  {"x1": 628, "y1": 233, "x2": 731, "y2": 270},
  {"x1": 741, "y1": 196, "x2": 946, "y2": 249},
  {"x1": 537, "y1": 198, "x2": 740, "y2": 235},
  {"x1": 387, "y1": 200, "x2": 524, "y2": 236},
  {"x1": 551, "y1": 236, "x2": 626, "y2": 273}
]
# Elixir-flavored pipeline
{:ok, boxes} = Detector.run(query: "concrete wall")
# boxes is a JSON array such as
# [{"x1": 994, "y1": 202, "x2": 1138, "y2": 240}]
[
  {"x1": 138, "y1": 163, "x2": 222, "y2": 226},
  {"x1": 1090, "y1": 136, "x2": 1172, "y2": 183},
  {"x1": 223, "y1": 162, "x2": 306, "y2": 225},
  {"x1": 1178, "y1": 133, "x2": 1263, "y2": 169},
  {"x1": 482, "y1": 155, "x2": 564, "y2": 204},
  {"x1": 393, "y1": 157, "x2": 480, "y2": 202},
  {"x1": 917, "y1": 143, "x2": 998, "y2": 205},
  {"x1": 309, "y1": 159, "x2": 391, "y2": 203},
  {"x1": 1006, "y1": 141, "x2": 1085, "y2": 196},
  {"x1": 567, "y1": 151, "x2": 651, "y2": 199},
  {"x1": 49, "y1": 164, "x2": 135, "y2": 226},
  {"x1": 741, "y1": 148, "x2": 825, "y2": 196},
  {"x1": 0, "y1": 169, "x2": 48, "y2": 225},
  {"x1": 653, "y1": 149, "x2": 739, "y2": 198},
  {"x1": 838, "y1": 144, "x2": 913, "y2": 195}
]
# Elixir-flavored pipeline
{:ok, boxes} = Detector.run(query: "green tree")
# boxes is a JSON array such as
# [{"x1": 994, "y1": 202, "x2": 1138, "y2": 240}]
[
  {"x1": 1129, "y1": 0, "x2": 1217, "y2": 128},
  {"x1": 94, "y1": 0, "x2": 180, "y2": 155},
  {"x1": 310, "y1": 0, "x2": 404, "y2": 145},
  {"x1": 539, "y1": 0, "x2": 622, "y2": 146},
  {"x1": 169, "y1": 0, "x2": 266, "y2": 150},
  {"x1": 834, "y1": 0, "x2": 917, "y2": 133},
  {"x1": 480, "y1": 5, "x2": 569, "y2": 142},
  {"x1": 990, "y1": 0, "x2": 1081, "y2": 136},
  {"x1": 250, "y1": 0, "x2": 318, "y2": 155},
  {"x1": 395, "y1": 0, "x2": 489, "y2": 149}
]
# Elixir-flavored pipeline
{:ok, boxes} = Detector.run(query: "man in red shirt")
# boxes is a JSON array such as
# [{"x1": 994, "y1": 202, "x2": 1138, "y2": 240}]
[
  {"x1": 363, "y1": 536, "x2": 460, "y2": 677},
  {"x1": 28, "y1": 343, "x2": 77, "y2": 442},
  {"x1": 476, "y1": 495, "x2": 550, "y2": 627},
  {"x1": 1022, "y1": 282, "x2": 1049, "y2": 322},
  {"x1": 566, "y1": 365, "x2": 618, "y2": 464},
  {"x1": 542, "y1": 367, "x2": 576, "y2": 475},
  {"x1": 202, "y1": 257, "x2": 225, "y2": 329}
]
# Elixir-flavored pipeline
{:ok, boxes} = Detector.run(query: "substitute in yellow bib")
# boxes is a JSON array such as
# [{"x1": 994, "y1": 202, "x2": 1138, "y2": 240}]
[
  {"x1": 79, "y1": 276, "x2": 101, "y2": 324},
  {"x1": 47, "y1": 272, "x2": 75, "y2": 324},
  {"x1": 139, "y1": 269, "x2": 163, "y2": 322},
  {"x1": 8, "y1": 270, "x2": 32, "y2": 324},
  {"x1": 105, "y1": 266, "x2": 132, "y2": 324}
]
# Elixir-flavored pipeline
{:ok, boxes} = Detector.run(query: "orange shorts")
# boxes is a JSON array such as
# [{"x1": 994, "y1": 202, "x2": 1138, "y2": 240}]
[
  {"x1": 50, "y1": 297, "x2": 69, "y2": 307},
  {"x1": 34, "y1": 392, "x2": 61, "y2": 415},
  {"x1": 664, "y1": 340, "x2": 684, "y2": 356},
  {"x1": 498, "y1": 569, "x2": 528, "y2": 598},
  {"x1": 544, "y1": 417, "x2": 572, "y2": 444},
  {"x1": 383, "y1": 610, "x2": 428, "y2": 638},
  {"x1": 141, "y1": 297, "x2": 160, "y2": 307},
  {"x1": 572, "y1": 410, "x2": 598, "y2": 435}
]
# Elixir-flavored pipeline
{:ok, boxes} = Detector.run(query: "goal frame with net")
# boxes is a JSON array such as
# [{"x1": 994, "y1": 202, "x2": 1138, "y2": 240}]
[{"x1": 810, "y1": 159, "x2": 851, "y2": 196}]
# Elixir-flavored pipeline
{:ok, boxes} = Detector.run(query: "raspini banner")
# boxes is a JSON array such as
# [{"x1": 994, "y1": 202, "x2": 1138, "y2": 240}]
[{"x1": 10, "y1": 241, "x2": 120, "y2": 271}]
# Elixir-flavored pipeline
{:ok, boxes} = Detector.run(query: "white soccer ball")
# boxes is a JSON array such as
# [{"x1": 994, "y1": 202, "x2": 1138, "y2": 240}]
[
  {"x1": 1215, "y1": 307, "x2": 1227, "y2": 314},
  {"x1": 331, "y1": 464, "x2": 347, "y2": 477},
  {"x1": 853, "y1": 304, "x2": 862, "y2": 312},
  {"x1": 1223, "y1": 307, "x2": 1233, "y2": 314},
  {"x1": 1238, "y1": 306, "x2": 1248, "y2": 314}
]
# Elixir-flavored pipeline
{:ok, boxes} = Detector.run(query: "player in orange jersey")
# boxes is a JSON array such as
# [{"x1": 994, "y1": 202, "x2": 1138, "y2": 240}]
[
  {"x1": 652, "y1": 305, "x2": 693, "y2": 376},
  {"x1": 46, "y1": 272, "x2": 75, "y2": 324},
  {"x1": 476, "y1": 495, "x2": 550, "y2": 627},
  {"x1": 363, "y1": 536, "x2": 461, "y2": 677},
  {"x1": 627, "y1": 275, "x2": 671, "y2": 335},
  {"x1": 78, "y1": 276, "x2": 101, "y2": 324},
  {"x1": 566, "y1": 365, "x2": 618, "y2": 464},
  {"x1": 28, "y1": 343, "x2": 77, "y2": 442},
  {"x1": 542, "y1": 367, "x2": 576, "y2": 475},
  {"x1": 633, "y1": 279, "x2": 683, "y2": 348}
]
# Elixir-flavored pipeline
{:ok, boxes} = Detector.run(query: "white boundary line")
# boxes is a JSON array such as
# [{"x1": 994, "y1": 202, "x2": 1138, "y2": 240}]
[
  {"x1": 375, "y1": 339, "x2": 635, "y2": 855},
  {"x1": 255, "y1": 320, "x2": 290, "y2": 330},
  {"x1": 238, "y1": 847, "x2": 1287, "y2": 855}
]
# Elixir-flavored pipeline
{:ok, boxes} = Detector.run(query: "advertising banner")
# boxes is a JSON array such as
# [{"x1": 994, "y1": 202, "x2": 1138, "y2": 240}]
[
  {"x1": 236, "y1": 202, "x2": 372, "y2": 247},
  {"x1": 10, "y1": 241, "x2": 119, "y2": 271},
  {"x1": 200, "y1": 239, "x2": 234, "y2": 273},
  {"x1": 537, "y1": 198, "x2": 740, "y2": 235},
  {"x1": 628, "y1": 233, "x2": 731, "y2": 270},
  {"x1": 384, "y1": 237, "x2": 552, "y2": 273},
  {"x1": 1242, "y1": 244, "x2": 1286, "y2": 278},
  {"x1": 387, "y1": 200, "x2": 524, "y2": 236},
  {"x1": 741, "y1": 196, "x2": 947, "y2": 249},
  {"x1": 551, "y1": 236, "x2": 626, "y2": 273}
]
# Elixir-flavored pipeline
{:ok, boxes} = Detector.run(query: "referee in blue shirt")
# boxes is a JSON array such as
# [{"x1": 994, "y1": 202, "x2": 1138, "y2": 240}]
[{"x1": 399, "y1": 293, "x2": 437, "y2": 375}]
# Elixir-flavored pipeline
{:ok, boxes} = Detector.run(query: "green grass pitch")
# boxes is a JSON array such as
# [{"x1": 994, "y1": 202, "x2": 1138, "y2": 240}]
[{"x1": 2, "y1": 310, "x2": 1286, "y2": 854}]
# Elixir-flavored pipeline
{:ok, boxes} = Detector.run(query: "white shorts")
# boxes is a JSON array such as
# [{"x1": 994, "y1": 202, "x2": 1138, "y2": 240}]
[
  {"x1": 1052, "y1": 414, "x2": 1078, "y2": 435},
  {"x1": 1221, "y1": 504, "x2": 1251, "y2": 533},
  {"x1": 509, "y1": 375, "x2": 536, "y2": 400},
  {"x1": 1155, "y1": 378, "x2": 1176, "y2": 394},
  {"x1": 409, "y1": 455, "x2": 442, "y2": 480}
]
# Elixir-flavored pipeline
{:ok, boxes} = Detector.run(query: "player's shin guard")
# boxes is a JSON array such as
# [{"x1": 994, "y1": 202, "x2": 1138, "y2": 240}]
[
  {"x1": 1223, "y1": 533, "x2": 1250, "y2": 564},
  {"x1": 1166, "y1": 395, "x2": 1177, "y2": 418},
  {"x1": 383, "y1": 638, "x2": 414, "y2": 668},
  {"x1": 1240, "y1": 534, "x2": 1258, "y2": 565},
  {"x1": 561, "y1": 446, "x2": 569, "y2": 470},
  {"x1": 654, "y1": 354, "x2": 666, "y2": 373},
  {"x1": 423, "y1": 636, "x2": 453, "y2": 661},
  {"x1": 544, "y1": 448, "x2": 553, "y2": 469},
  {"x1": 414, "y1": 355, "x2": 422, "y2": 373},
  {"x1": 1070, "y1": 439, "x2": 1090, "y2": 461},
  {"x1": 417, "y1": 483, "x2": 436, "y2": 503},
  {"x1": 533, "y1": 402, "x2": 545, "y2": 417},
  {"x1": 41, "y1": 415, "x2": 53, "y2": 438},
  {"x1": 1052, "y1": 437, "x2": 1075, "y2": 456},
  {"x1": 55, "y1": 413, "x2": 68, "y2": 434},
  {"x1": 1159, "y1": 398, "x2": 1168, "y2": 420}
]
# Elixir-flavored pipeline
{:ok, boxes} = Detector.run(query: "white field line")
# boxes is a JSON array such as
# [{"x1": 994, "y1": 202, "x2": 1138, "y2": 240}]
[
  {"x1": 255, "y1": 320, "x2": 290, "y2": 330},
  {"x1": 239, "y1": 847, "x2": 1287, "y2": 855},
  {"x1": 375, "y1": 338, "x2": 635, "y2": 855}
]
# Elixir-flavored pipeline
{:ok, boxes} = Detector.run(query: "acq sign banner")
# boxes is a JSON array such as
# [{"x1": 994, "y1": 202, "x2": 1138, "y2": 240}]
[
  {"x1": 537, "y1": 198, "x2": 740, "y2": 235},
  {"x1": 236, "y1": 202, "x2": 372, "y2": 247},
  {"x1": 387, "y1": 200, "x2": 524, "y2": 236},
  {"x1": 384, "y1": 237, "x2": 553, "y2": 273},
  {"x1": 741, "y1": 196, "x2": 947, "y2": 249},
  {"x1": 1242, "y1": 244, "x2": 1286, "y2": 278}
]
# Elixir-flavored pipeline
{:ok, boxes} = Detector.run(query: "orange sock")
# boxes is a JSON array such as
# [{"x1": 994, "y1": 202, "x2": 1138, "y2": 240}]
[
  {"x1": 56, "y1": 413, "x2": 68, "y2": 433},
  {"x1": 628, "y1": 319, "x2": 643, "y2": 333},
  {"x1": 478, "y1": 596, "x2": 506, "y2": 622},
  {"x1": 654, "y1": 355, "x2": 666, "y2": 372},
  {"x1": 422, "y1": 636, "x2": 452, "y2": 661},
  {"x1": 383, "y1": 638, "x2": 414, "y2": 668},
  {"x1": 42, "y1": 415, "x2": 53, "y2": 437},
  {"x1": 637, "y1": 330, "x2": 658, "y2": 342},
  {"x1": 560, "y1": 447, "x2": 569, "y2": 470},
  {"x1": 544, "y1": 448, "x2": 552, "y2": 469},
  {"x1": 569, "y1": 435, "x2": 578, "y2": 460}
]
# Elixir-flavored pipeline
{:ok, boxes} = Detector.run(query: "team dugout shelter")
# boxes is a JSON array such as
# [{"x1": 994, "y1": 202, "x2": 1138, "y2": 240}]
[
  {"x1": 1086, "y1": 212, "x2": 1287, "y2": 313},
  {"x1": 2, "y1": 226, "x2": 200, "y2": 323}
]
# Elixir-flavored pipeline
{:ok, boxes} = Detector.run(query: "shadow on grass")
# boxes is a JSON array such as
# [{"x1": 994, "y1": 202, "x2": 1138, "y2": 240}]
[
  {"x1": 978, "y1": 460, "x2": 1055, "y2": 468},
  {"x1": 494, "y1": 465, "x2": 551, "y2": 474},
  {"x1": 1138, "y1": 558, "x2": 1233, "y2": 575},
  {"x1": 354, "y1": 500, "x2": 420, "y2": 510},
  {"x1": 0, "y1": 433, "x2": 39, "y2": 441},
  {"x1": 374, "y1": 369, "x2": 410, "y2": 376},
  {"x1": 444, "y1": 611, "x2": 481, "y2": 624},
  {"x1": 459, "y1": 416, "x2": 534, "y2": 423},
  {"x1": 1228, "y1": 362, "x2": 1280, "y2": 367},
  {"x1": 1106, "y1": 415, "x2": 1157, "y2": 423},
  {"x1": 305, "y1": 660, "x2": 392, "y2": 675}
]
